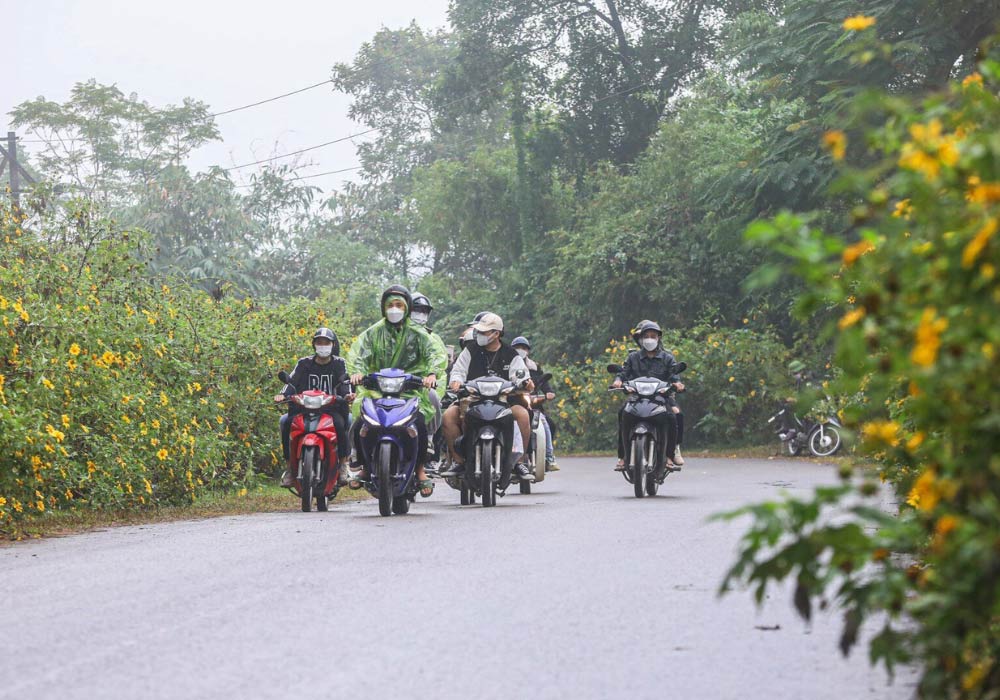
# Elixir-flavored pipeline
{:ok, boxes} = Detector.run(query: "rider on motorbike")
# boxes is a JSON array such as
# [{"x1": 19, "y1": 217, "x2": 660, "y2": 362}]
[
  {"x1": 346, "y1": 285, "x2": 448, "y2": 497},
  {"x1": 275, "y1": 327, "x2": 353, "y2": 487},
  {"x1": 410, "y1": 293, "x2": 448, "y2": 469},
  {"x1": 612, "y1": 320, "x2": 685, "y2": 472},
  {"x1": 511, "y1": 335, "x2": 559, "y2": 472},
  {"x1": 439, "y1": 313, "x2": 536, "y2": 482}
]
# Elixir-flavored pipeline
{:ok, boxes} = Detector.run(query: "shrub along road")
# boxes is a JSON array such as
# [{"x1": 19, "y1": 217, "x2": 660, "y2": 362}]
[{"x1": 0, "y1": 457, "x2": 915, "y2": 699}]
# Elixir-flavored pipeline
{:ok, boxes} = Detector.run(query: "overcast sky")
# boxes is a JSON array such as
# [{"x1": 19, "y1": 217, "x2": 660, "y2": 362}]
[{"x1": 3, "y1": 0, "x2": 451, "y2": 193}]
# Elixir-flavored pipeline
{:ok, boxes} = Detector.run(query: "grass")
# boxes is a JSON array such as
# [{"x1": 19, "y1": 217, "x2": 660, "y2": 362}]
[{"x1": 2, "y1": 480, "x2": 369, "y2": 545}]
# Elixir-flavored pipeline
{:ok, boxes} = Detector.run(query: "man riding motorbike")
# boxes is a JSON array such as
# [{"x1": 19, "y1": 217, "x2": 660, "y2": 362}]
[
  {"x1": 611, "y1": 320, "x2": 685, "y2": 472},
  {"x1": 439, "y1": 313, "x2": 535, "y2": 482},
  {"x1": 410, "y1": 293, "x2": 448, "y2": 469},
  {"x1": 275, "y1": 327, "x2": 353, "y2": 487},
  {"x1": 511, "y1": 335, "x2": 559, "y2": 472},
  {"x1": 346, "y1": 285, "x2": 448, "y2": 497}
]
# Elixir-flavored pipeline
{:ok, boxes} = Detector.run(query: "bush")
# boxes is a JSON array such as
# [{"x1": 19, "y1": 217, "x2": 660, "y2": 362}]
[{"x1": 0, "y1": 201, "x2": 358, "y2": 537}]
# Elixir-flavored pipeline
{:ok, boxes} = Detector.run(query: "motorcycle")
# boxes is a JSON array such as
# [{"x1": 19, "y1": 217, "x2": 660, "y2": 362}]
[
  {"x1": 357, "y1": 368, "x2": 427, "y2": 517},
  {"x1": 276, "y1": 370, "x2": 347, "y2": 512},
  {"x1": 768, "y1": 405, "x2": 843, "y2": 457},
  {"x1": 607, "y1": 362, "x2": 687, "y2": 498},
  {"x1": 444, "y1": 372, "x2": 528, "y2": 507}
]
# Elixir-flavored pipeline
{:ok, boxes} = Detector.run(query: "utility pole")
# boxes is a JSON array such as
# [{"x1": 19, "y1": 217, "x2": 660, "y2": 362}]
[{"x1": 0, "y1": 131, "x2": 36, "y2": 208}]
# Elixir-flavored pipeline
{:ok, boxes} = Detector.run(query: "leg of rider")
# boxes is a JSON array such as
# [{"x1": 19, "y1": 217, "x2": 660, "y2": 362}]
[
  {"x1": 673, "y1": 408, "x2": 684, "y2": 465},
  {"x1": 541, "y1": 413, "x2": 555, "y2": 463},
  {"x1": 332, "y1": 408, "x2": 351, "y2": 461},
  {"x1": 442, "y1": 404, "x2": 464, "y2": 463},
  {"x1": 663, "y1": 412, "x2": 678, "y2": 469},
  {"x1": 511, "y1": 405, "x2": 531, "y2": 461},
  {"x1": 280, "y1": 413, "x2": 291, "y2": 460},
  {"x1": 616, "y1": 405, "x2": 627, "y2": 469},
  {"x1": 414, "y1": 413, "x2": 433, "y2": 494}
]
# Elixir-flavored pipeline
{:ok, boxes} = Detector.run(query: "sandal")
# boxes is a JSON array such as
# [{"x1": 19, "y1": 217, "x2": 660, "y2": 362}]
[
  {"x1": 347, "y1": 467, "x2": 367, "y2": 490},
  {"x1": 614, "y1": 459, "x2": 626, "y2": 472},
  {"x1": 418, "y1": 479, "x2": 435, "y2": 498}
]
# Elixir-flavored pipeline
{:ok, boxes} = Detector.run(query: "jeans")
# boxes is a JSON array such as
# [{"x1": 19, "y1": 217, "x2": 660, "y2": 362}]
[
  {"x1": 280, "y1": 408, "x2": 351, "y2": 461},
  {"x1": 540, "y1": 413, "x2": 555, "y2": 463}
]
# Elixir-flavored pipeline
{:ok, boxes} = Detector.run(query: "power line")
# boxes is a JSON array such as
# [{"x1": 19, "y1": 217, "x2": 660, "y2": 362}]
[
  {"x1": 208, "y1": 79, "x2": 333, "y2": 118},
  {"x1": 232, "y1": 165, "x2": 363, "y2": 188},
  {"x1": 221, "y1": 129, "x2": 378, "y2": 171}
]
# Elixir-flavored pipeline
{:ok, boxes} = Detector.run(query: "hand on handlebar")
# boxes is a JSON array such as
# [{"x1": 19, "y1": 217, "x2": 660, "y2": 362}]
[
  {"x1": 350, "y1": 373, "x2": 364, "y2": 386},
  {"x1": 273, "y1": 393, "x2": 286, "y2": 403},
  {"x1": 612, "y1": 379, "x2": 623, "y2": 389},
  {"x1": 422, "y1": 374, "x2": 437, "y2": 389},
  {"x1": 545, "y1": 392, "x2": 555, "y2": 401},
  {"x1": 673, "y1": 381, "x2": 685, "y2": 392}
]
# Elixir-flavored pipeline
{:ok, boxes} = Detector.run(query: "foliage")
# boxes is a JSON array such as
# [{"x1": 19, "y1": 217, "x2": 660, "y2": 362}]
[
  {"x1": 719, "y1": 24, "x2": 1000, "y2": 698},
  {"x1": 0, "y1": 201, "x2": 359, "y2": 539}
]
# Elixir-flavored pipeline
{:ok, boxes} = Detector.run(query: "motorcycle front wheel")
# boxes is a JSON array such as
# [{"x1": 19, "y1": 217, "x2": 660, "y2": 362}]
[
  {"x1": 377, "y1": 442, "x2": 393, "y2": 517},
  {"x1": 631, "y1": 435, "x2": 647, "y2": 498},
  {"x1": 480, "y1": 441, "x2": 496, "y2": 507},
  {"x1": 300, "y1": 448, "x2": 316, "y2": 512},
  {"x1": 809, "y1": 425, "x2": 842, "y2": 457}
]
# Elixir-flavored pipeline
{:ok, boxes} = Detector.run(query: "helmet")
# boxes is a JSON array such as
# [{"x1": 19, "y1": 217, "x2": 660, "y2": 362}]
[
  {"x1": 380, "y1": 284, "x2": 412, "y2": 319},
  {"x1": 312, "y1": 327, "x2": 340, "y2": 356},
  {"x1": 631, "y1": 320, "x2": 663, "y2": 345},
  {"x1": 459, "y1": 327, "x2": 474, "y2": 349},
  {"x1": 411, "y1": 293, "x2": 433, "y2": 312},
  {"x1": 511, "y1": 336, "x2": 531, "y2": 350}
]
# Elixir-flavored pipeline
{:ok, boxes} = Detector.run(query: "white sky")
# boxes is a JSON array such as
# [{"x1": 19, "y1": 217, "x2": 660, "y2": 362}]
[{"x1": 3, "y1": 0, "x2": 451, "y2": 194}]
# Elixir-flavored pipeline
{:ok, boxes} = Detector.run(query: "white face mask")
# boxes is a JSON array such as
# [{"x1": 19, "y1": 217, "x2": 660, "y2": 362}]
[
  {"x1": 411, "y1": 311, "x2": 429, "y2": 326},
  {"x1": 516, "y1": 349, "x2": 528, "y2": 358},
  {"x1": 314, "y1": 345, "x2": 333, "y2": 358},
  {"x1": 476, "y1": 331, "x2": 492, "y2": 347},
  {"x1": 641, "y1": 337, "x2": 659, "y2": 352},
  {"x1": 385, "y1": 308, "x2": 406, "y2": 324}
]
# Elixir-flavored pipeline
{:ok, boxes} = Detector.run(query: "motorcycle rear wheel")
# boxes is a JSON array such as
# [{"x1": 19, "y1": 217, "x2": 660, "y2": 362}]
[
  {"x1": 300, "y1": 448, "x2": 316, "y2": 512},
  {"x1": 377, "y1": 442, "x2": 393, "y2": 517}
]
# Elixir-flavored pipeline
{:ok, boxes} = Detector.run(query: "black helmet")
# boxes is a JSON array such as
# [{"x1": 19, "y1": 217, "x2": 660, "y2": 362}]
[
  {"x1": 631, "y1": 320, "x2": 663, "y2": 345},
  {"x1": 380, "y1": 284, "x2": 412, "y2": 319},
  {"x1": 312, "y1": 327, "x2": 340, "y2": 356},
  {"x1": 411, "y1": 293, "x2": 433, "y2": 312},
  {"x1": 511, "y1": 336, "x2": 531, "y2": 350}
]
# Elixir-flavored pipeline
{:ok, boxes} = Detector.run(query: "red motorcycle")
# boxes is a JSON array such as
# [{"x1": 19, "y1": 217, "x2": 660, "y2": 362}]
[{"x1": 277, "y1": 370, "x2": 344, "y2": 512}]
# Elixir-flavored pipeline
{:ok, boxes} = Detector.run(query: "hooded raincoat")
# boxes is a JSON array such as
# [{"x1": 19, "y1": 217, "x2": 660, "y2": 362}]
[{"x1": 346, "y1": 318, "x2": 448, "y2": 424}]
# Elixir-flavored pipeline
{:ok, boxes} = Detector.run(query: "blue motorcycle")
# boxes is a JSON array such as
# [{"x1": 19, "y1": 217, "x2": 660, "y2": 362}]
[{"x1": 357, "y1": 368, "x2": 426, "y2": 517}]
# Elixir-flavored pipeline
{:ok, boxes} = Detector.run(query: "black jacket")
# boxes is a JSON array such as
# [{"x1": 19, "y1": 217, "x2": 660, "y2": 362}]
[
  {"x1": 282, "y1": 355, "x2": 350, "y2": 416},
  {"x1": 617, "y1": 349, "x2": 681, "y2": 384}
]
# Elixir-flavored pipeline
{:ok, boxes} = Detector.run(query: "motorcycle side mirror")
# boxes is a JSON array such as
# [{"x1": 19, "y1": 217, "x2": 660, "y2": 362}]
[
  {"x1": 674, "y1": 361, "x2": 687, "y2": 374},
  {"x1": 278, "y1": 371, "x2": 291, "y2": 384},
  {"x1": 540, "y1": 372, "x2": 553, "y2": 384},
  {"x1": 607, "y1": 364, "x2": 622, "y2": 375}
]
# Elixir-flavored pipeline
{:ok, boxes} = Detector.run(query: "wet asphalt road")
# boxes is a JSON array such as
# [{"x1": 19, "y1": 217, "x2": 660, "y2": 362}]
[{"x1": 0, "y1": 457, "x2": 917, "y2": 700}]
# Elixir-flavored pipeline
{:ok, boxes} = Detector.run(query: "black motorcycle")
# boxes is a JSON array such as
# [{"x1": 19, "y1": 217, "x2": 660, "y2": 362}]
[
  {"x1": 608, "y1": 362, "x2": 687, "y2": 498},
  {"x1": 768, "y1": 404, "x2": 843, "y2": 457},
  {"x1": 446, "y1": 373, "x2": 527, "y2": 507}
]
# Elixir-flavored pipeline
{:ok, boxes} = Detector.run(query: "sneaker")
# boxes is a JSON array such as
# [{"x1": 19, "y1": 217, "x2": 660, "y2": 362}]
[
  {"x1": 338, "y1": 462, "x2": 351, "y2": 486},
  {"x1": 545, "y1": 460, "x2": 560, "y2": 472},
  {"x1": 439, "y1": 461, "x2": 465, "y2": 477},
  {"x1": 280, "y1": 470, "x2": 295, "y2": 487},
  {"x1": 513, "y1": 462, "x2": 534, "y2": 481},
  {"x1": 673, "y1": 447, "x2": 685, "y2": 466}
]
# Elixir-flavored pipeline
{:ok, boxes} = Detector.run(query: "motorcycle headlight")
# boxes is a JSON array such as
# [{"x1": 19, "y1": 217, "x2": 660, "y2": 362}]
[
  {"x1": 302, "y1": 395, "x2": 325, "y2": 410},
  {"x1": 635, "y1": 381, "x2": 659, "y2": 397},
  {"x1": 362, "y1": 412, "x2": 380, "y2": 426},
  {"x1": 377, "y1": 376, "x2": 406, "y2": 394},
  {"x1": 392, "y1": 414, "x2": 414, "y2": 427},
  {"x1": 650, "y1": 405, "x2": 667, "y2": 415},
  {"x1": 475, "y1": 381, "x2": 503, "y2": 398}
]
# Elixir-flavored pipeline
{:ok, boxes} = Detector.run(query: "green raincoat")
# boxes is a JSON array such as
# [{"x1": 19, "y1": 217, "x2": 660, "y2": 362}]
[{"x1": 346, "y1": 318, "x2": 448, "y2": 424}]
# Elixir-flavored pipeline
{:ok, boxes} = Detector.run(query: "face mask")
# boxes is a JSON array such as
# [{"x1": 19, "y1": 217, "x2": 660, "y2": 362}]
[
  {"x1": 314, "y1": 345, "x2": 333, "y2": 358},
  {"x1": 385, "y1": 308, "x2": 405, "y2": 324},
  {"x1": 641, "y1": 337, "x2": 659, "y2": 352},
  {"x1": 476, "y1": 332, "x2": 492, "y2": 347},
  {"x1": 516, "y1": 349, "x2": 528, "y2": 358},
  {"x1": 411, "y1": 311, "x2": 429, "y2": 326}
]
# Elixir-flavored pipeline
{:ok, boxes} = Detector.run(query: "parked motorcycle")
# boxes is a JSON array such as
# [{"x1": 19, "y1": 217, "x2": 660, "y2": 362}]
[
  {"x1": 276, "y1": 370, "x2": 346, "y2": 512},
  {"x1": 768, "y1": 404, "x2": 843, "y2": 457},
  {"x1": 444, "y1": 373, "x2": 528, "y2": 507},
  {"x1": 608, "y1": 362, "x2": 687, "y2": 498},
  {"x1": 357, "y1": 368, "x2": 427, "y2": 517}
]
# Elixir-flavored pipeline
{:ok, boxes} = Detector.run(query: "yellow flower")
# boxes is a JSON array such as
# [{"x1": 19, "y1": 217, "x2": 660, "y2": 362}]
[
  {"x1": 728, "y1": 376, "x2": 735, "y2": 383},
  {"x1": 962, "y1": 218, "x2": 997, "y2": 268},
  {"x1": 151, "y1": 419, "x2": 161, "y2": 429},
  {"x1": 842, "y1": 239, "x2": 875, "y2": 266},
  {"x1": 912, "y1": 308, "x2": 948, "y2": 367},
  {"x1": 862, "y1": 420, "x2": 900, "y2": 447},
  {"x1": 935, "y1": 514, "x2": 959, "y2": 537},
  {"x1": 892, "y1": 199, "x2": 912, "y2": 219},
  {"x1": 962, "y1": 72, "x2": 984, "y2": 89},
  {"x1": 66, "y1": 359, "x2": 77, "y2": 371},
  {"x1": 41, "y1": 377, "x2": 55, "y2": 390},
  {"x1": 906, "y1": 470, "x2": 939, "y2": 510},
  {"x1": 906, "y1": 432, "x2": 925, "y2": 451},
  {"x1": 842, "y1": 14, "x2": 876, "y2": 31},
  {"x1": 157, "y1": 449, "x2": 168, "y2": 461},
  {"x1": 68, "y1": 343, "x2": 81, "y2": 356},
  {"x1": 822, "y1": 130, "x2": 847, "y2": 161},
  {"x1": 61, "y1": 414, "x2": 71, "y2": 428},
  {"x1": 101, "y1": 350, "x2": 116, "y2": 366},
  {"x1": 838, "y1": 308, "x2": 866, "y2": 329}
]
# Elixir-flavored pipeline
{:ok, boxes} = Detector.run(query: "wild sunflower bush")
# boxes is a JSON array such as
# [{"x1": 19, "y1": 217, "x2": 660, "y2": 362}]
[
  {"x1": 719, "y1": 34, "x2": 1000, "y2": 699},
  {"x1": 0, "y1": 201, "x2": 358, "y2": 538},
  {"x1": 548, "y1": 323, "x2": 795, "y2": 452}
]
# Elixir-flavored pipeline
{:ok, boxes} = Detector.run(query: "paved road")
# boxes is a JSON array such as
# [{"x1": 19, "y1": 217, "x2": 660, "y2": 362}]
[{"x1": 0, "y1": 457, "x2": 917, "y2": 700}]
